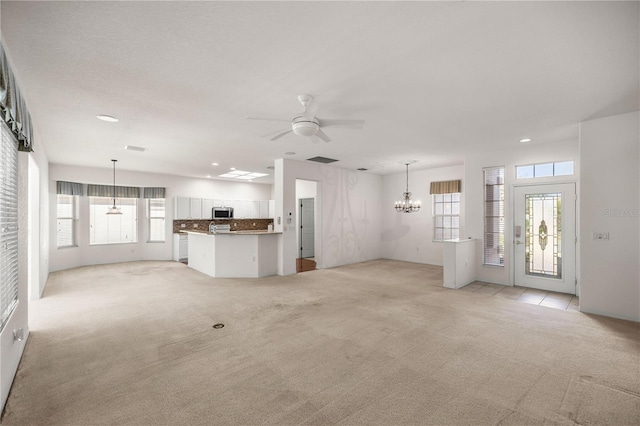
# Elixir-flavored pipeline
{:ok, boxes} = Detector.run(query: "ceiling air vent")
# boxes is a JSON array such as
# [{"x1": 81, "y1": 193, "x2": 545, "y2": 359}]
[
  {"x1": 307, "y1": 156, "x2": 338, "y2": 164},
  {"x1": 357, "y1": 168, "x2": 368, "y2": 171}
]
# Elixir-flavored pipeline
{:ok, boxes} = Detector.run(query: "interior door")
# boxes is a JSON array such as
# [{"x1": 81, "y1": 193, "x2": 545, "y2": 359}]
[
  {"x1": 300, "y1": 198, "x2": 314, "y2": 258},
  {"x1": 514, "y1": 183, "x2": 576, "y2": 294}
]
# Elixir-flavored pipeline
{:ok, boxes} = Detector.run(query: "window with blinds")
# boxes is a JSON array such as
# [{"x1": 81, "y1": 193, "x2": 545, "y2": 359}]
[
  {"x1": 433, "y1": 193, "x2": 460, "y2": 241},
  {"x1": 0, "y1": 120, "x2": 19, "y2": 332},
  {"x1": 148, "y1": 198, "x2": 165, "y2": 242},
  {"x1": 484, "y1": 167, "x2": 505, "y2": 266},
  {"x1": 57, "y1": 194, "x2": 77, "y2": 247},
  {"x1": 89, "y1": 197, "x2": 138, "y2": 245}
]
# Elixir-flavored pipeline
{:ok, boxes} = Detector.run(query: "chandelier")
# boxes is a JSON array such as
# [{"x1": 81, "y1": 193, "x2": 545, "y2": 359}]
[
  {"x1": 395, "y1": 163, "x2": 421, "y2": 213},
  {"x1": 106, "y1": 159, "x2": 123, "y2": 215}
]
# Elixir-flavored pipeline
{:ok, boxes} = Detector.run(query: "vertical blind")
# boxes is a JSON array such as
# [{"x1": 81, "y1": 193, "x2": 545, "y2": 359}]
[
  {"x1": 484, "y1": 166, "x2": 505, "y2": 266},
  {"x1": 0, "y1": 120, "x2": 19, "y2": 331}
]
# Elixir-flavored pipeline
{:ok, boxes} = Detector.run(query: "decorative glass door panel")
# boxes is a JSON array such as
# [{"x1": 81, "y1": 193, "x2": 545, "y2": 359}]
[
  {"x1": 514, "y1": 184, "x2": 575, "y2": 294},
  {"x1": 525, "y1": 193, "x2": 561, "y2": 279}
]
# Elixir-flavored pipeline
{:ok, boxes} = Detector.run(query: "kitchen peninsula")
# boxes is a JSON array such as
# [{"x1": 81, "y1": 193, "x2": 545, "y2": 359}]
[{"x1": 184, "y1": 230, "x2": 281, "y2": 278}]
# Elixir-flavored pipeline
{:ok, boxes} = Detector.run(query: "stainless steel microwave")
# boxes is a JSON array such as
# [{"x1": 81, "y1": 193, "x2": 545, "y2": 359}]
[{"x1": 213, "y1": 207, "x2": 233, "y2": 219}]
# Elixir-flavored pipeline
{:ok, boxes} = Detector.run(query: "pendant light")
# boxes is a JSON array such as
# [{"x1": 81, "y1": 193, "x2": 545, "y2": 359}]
[
  {"x1": 106, "y1": 159, "x2": 122, "y2": 215},
  {"x1": 395, "y1": 163, "x2": 421, "y2": 213}
]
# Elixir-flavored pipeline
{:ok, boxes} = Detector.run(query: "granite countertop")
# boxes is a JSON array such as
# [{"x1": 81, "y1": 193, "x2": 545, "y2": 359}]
[{"x1": 179, "y1": 230, "x2": 281, "y2": 236}]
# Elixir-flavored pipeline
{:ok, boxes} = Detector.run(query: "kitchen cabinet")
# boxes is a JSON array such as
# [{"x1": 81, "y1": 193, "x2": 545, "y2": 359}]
[
  {"x1": 172, "y1": 233, "x2": 188, "y2": 261},
  {"x1": 189, "y1": 198, "x2": 202, "y2": 219},
  {"x1": 175, "y1": 196, "x2": 191, "y2": 219},
  {"x1": 268, "y1": 200, "x2": 275, "y2": 219},
  {"x1": 176, "y1": 196, "x2": 274, "y2": 219},
  {"x1": 202, "y1": 198, "x2": 213, "y2": 219},
  {"x1": 259, "y1": 200, "x2": 270, "y2": 219}
]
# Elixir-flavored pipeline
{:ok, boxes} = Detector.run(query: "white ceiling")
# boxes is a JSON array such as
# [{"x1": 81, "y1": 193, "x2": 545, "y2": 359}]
[{"x1": 1, "y1": 1, "x2": 638, "y2": 184}]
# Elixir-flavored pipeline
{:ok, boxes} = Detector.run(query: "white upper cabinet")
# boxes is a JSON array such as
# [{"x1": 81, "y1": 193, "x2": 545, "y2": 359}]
[
  {"x1": 176, "y1": 196, "x2": 274, "y2": 219},
  {"x1": 259, "y1": 200, "x2": 269, "y2": 219},
  {"x1": 202, "y1": 198, "x2": 213, "y2": 219},
  {"x1": 175, "y1": 196, "x2": 191, "y2": 219},
  {"x1": 189, "y1": 198, "x2": 202, "y2": 219}
]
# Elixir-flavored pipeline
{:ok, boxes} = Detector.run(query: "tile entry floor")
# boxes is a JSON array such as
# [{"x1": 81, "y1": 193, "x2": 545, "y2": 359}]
[{"x1": 461, "y1": 281, "x2": 579, "y2": 311}]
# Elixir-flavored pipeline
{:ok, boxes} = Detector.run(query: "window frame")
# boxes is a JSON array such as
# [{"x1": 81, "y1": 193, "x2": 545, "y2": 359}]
[
  {"x1": 89, "y1": 196, "x2": 138, "y2": 246},
  {"x1": 516, "y1": 160, "x2": 575, "y2": 179},
  {"x1": 147, "y1": 198, "x2": 166, "y2": 243},
  {"x1": 483, "y1": 166, "x2": 505, "y2": 267},
  {"x1": 56, "y1": 194, "x2": 78, "y2": 248},
  {"x1": 432, "y1": 192, "x2": 461, "y2": 242}
]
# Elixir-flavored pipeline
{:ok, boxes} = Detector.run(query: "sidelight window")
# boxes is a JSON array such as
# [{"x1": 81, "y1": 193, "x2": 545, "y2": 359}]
[{"x1": 484, "y1": 167, "x2": 505, "y2": 266}]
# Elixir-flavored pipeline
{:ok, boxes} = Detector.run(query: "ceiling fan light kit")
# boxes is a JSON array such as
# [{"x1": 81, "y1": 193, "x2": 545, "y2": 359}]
[
  {"x1": 247, "y1": 94, "x2": 364, "y2": 143},
  {"x1": 292, "y1": 116, "x2": 320, "y2": 137}
]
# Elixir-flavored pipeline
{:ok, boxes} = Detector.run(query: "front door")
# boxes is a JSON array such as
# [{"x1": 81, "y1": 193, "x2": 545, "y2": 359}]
[
  {"x1": 513, "y1": 183, "x2": 576, "y2": 294},
  {"x1": 300, "y1": 198, "x2": 314, "y2": 258}
]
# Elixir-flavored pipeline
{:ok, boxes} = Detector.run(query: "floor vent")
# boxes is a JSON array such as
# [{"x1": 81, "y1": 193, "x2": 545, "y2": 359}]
[{"x1": 307, "y1": 156, "x2": 338, "y2": 164}]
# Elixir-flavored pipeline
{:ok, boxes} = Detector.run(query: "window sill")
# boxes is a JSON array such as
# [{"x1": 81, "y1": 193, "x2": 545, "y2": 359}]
[
  {"x1": 57, "y1": 245, "x2": 78, "y2": 249},
  {"x1": 146, "y1": 240, "x2": 166, "y2": 244}
]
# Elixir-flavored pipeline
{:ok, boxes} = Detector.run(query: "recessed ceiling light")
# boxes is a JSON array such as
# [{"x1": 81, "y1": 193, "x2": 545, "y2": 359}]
[
  {"x1": 96, "y1": 114, "x2": 118, "y2": 122},
  {"x1": 285, "y1": 152, "x2": 296, "y2": 155},
  {"x1": 206, "y1": 175, "x2": 211, "y2": 178},
  {"x1": 520, "y1": 138, "x2": 532, "y2": 143},
  {"x1": 230, "y1": 167, "x2": 237, "y2": 171},
  {"x1": 211, "y1": 162, "x2": 219, "y2": 166}
]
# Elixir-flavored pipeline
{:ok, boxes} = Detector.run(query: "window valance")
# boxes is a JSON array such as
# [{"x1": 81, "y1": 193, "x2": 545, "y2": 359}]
[
  {"x1": 0, "y1": 43, "x2": 33, "y2": 152},
  {"x1": 56, "y1": 181, "x2": 84, "y2": 196},
  {"x1": 429, "y1": 180, "x2": 461, "y2": 194},
  {"x1": 143, "y1": 187, "x2": 166, "y2": 198},
  {"x1": 87, "y1": 184, "x2": 140, "y2": 198}
]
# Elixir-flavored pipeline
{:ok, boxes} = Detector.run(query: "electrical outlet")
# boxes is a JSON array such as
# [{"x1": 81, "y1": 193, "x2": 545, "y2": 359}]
[
  {"x1": 193, "y1": 224, "x2": 198, "y2": 228},
  {"x1": 181, "y1": 224, "x2": 186, "y2": 228}
]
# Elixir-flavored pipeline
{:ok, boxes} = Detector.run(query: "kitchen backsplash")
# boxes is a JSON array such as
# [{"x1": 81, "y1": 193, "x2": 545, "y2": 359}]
[{"x1": 173, "y1": 218, "x2": 274, "y2": 233}]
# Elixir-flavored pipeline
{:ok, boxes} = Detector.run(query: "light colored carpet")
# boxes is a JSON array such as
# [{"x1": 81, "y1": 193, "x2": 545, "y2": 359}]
[{"x1": 2, "y1": 260, "x2": 639, "y2": 425}]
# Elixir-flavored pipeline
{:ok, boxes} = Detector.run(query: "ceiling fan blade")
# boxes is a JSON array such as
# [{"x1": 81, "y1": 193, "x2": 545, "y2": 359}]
[
  {"x1": 318, "y1": 118, "x2": 365, "y2": 128},
  {"x1": 270, "y1": 130, "x2": 293, "y2": 141},
  {"x1": 315, "y1": 129, "x2": 331, "y2": 143},
  {"x1": 246, "y1": 116, "x2": 291, "y2": 122},
  {"x1": 261, "y1": 128, "x2": 291, "y2": 138}
]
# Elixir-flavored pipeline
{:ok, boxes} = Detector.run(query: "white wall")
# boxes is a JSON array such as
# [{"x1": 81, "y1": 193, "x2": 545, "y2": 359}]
[
  {"x1": 579, "y1": 111, "x2": 639, "y2": 322},
  {"x1": 48, "y1": 164, "x2": 272, "y2": 272},
  {"x1": 275, "y1": 159, "x2": 383, "y2": 275},
  {"x1": 381, "y1": 165, "x2": 464, "y2": 266},
  {"x1": 464, "y1": 139, "x2": 580, "y2": 286}
]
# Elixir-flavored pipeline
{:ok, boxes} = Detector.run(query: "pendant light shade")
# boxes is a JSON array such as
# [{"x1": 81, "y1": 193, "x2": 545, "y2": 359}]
[
  {"x1": 395, "y1": 163, "x2": 421, "y2": 213},
  {"x1": 106, "y1": 159, "x2": 122, "y2": 215}
]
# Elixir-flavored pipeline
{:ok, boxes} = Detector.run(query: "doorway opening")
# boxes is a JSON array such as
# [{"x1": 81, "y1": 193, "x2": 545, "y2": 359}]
[{"x1": 296, "y1": 180, "x2": 317, "y2": 273}]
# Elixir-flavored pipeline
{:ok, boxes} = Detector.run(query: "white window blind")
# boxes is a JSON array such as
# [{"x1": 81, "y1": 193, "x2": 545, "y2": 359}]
[
  {"x1": 484, "y1": 167, "x2": 505, "y2": 266},
  {"x1": 89, "y1": 197, "x2": 138, "y2": 245},
  {"x1": 148, "y1": 198, "x2": 165, "y2": 242},
  {"x1": 56, "y1": 194, "x2": 77, "y2": 247},
  {"x1": 0, "y1": 120, "x2": 19, "y2": 331}
]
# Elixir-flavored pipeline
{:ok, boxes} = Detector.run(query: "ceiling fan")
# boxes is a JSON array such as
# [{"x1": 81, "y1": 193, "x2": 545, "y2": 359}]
[{"x1": 247, "y1": 94, "x2": 365, "y2": 143}]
